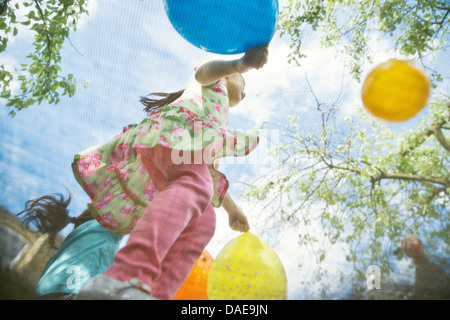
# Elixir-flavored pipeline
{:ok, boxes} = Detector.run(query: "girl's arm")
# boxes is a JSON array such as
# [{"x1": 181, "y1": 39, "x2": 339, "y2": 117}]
[
  {"x1": 223, "y1": 192, "x2": 250, "y2": 232},
  {"x1": 195, "y1": 44, "x2": 269, "y2": 86}
]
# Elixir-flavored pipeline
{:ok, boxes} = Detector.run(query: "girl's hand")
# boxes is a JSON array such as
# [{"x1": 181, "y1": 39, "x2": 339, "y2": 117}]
[
  {"x1": 238, "y1": 44, "x2": 269, "y2": 73},
  {"x1": 223, "y1": 192, "x2": 250, "y2": 232},
  {"x1": 228, "y1": 208, "x2": 250, "y2": 233}
]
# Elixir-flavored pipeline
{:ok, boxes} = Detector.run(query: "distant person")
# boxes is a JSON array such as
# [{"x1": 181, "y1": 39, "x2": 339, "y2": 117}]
[
  {"x1": 18, "y1": 44, "x2": 268, "y2": 300},
  {"x1": 401, "y1": 234, "x2": 450, "y2": 300}
]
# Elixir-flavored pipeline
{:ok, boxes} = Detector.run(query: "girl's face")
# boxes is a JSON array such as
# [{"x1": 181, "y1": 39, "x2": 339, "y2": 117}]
[{"x1": 225, "y1": 73, "x2": 246, "y2": 107}]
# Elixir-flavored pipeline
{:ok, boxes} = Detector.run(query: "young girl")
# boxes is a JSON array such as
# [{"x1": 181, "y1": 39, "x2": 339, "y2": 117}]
[{"x1": 19, "y1": 44, "x2": 268, "y2": 300}]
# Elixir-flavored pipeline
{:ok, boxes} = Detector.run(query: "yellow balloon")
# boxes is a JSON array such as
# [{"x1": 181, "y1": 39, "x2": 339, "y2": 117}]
[
  {"x1": 361, "y1": 59, "x2": 430, "y2": 122},
  {"x1": 207, "y1": 232, "x2": 287, "y2": 300}
]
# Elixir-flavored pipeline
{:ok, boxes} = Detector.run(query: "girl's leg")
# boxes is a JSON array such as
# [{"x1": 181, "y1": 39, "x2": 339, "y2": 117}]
[
  {"x1": 151, "y1": 203, "x2": 215, "y2": 299},
  {"x1": 104, "y1": 146, "x2": 215, "y2": 298}
]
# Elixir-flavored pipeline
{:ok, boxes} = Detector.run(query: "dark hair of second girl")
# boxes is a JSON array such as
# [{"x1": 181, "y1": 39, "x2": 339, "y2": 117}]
[{"x1": 17, "y1": 194, "x2": 94, "y2": 248}]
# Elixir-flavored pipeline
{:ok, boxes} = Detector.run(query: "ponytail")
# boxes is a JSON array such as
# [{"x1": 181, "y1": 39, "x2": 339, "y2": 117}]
[
  {"x1": 140, "y1": 90, "x2": 185, "y2": 114},
  {"x1": 17, "y1": 193, "x2": 93, "y2": 248}
]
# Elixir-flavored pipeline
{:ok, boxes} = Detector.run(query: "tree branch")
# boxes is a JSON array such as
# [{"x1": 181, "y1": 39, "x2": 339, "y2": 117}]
[
  {"x1": 399, "y1": 105, "x2": 450, "y2": 156},
  {"x1": 372, "y1": 172, "x2": 450, "y2": 188},
  {"x1": 421, "y1": 186, "x2": 447, "y2": 216},
  {"x1": 33, "y1": 0, "x2": 52, "y2": 65},
  {"x1": 434, "y1": 8, "x2": 450, "y2": 35},
  {"x1": 433, "y1": 125, "x2": 450, "y2": 152},
  {"x1": 325, "y1": 161, "x2": 450, "y2": 188}
]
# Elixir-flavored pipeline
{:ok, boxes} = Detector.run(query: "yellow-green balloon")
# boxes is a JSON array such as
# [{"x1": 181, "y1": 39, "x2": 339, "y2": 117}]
[{"x1": 207, "y1": 232, "x2": 287, "y2": 300}]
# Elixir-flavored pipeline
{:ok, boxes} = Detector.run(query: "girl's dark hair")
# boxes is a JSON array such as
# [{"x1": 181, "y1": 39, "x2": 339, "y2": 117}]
[
  {"x1": 140, "y1": 90, "x2": 185, "y2": 114},
  {"x1": 17, "y1": 193, "x2": 94, "y2": 248}
]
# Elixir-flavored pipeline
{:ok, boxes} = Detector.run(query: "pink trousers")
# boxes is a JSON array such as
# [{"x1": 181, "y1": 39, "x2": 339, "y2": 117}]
[{"x1": 104, "y1": 146, "x2": 216, "y2": 300}]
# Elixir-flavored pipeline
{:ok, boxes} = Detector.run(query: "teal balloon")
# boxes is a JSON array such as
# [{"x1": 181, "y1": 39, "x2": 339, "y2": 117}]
[{"x1": 163, "y1": 0, "x2": 279, "y2": 55}]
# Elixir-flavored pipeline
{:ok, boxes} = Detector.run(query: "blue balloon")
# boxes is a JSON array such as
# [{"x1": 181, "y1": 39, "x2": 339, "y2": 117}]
[{"x1": 163, "y1": 0, "x2": 279, "y2": 55}]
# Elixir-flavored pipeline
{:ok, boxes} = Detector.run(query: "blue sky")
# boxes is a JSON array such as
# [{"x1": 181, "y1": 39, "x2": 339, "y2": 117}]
[{"x1": 1, "y1": 0, "x2": 449, "y2": 299}]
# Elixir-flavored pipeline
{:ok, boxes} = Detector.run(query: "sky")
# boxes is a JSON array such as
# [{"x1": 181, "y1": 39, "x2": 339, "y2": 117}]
[{"x1": 1, "y1": 0, "x2": 449, "y2": 299}]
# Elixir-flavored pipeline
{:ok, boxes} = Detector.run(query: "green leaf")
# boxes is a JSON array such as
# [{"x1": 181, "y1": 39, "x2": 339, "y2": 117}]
[{"x1": 2, "y1": 0, "x2": 90, "y2": 113}]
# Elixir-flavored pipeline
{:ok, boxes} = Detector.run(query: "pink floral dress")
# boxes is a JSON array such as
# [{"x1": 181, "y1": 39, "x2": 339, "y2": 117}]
[{"x1": 72, "y1": 79, "x2": 259, "y2": 234}]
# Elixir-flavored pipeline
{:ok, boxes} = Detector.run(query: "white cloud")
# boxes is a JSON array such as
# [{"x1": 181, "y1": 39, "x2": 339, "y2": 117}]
[
  {"x1": 230, "y1": 36, "x2": 307, "y2": 126},
  {"x1": 3, "y1": 0, "x2": 34, "y2": 44},
  {"x1": 76, "y1": 0, "x2": 99, "y2": 30}
]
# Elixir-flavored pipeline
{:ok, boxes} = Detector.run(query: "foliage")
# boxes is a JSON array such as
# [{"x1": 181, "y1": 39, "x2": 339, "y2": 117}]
[
  {"x1": 0, "y1": 0, "x2": 90, "y2": 117},
  {"x1": 244, "y1": 87, "x2": 449, "y2": 296},
  {"x1": 278, "y1": 0, "x2": 450, "y2": 81},
  {"x1": 247, "y1": 0, "x2": 450, "y2": 297}
]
